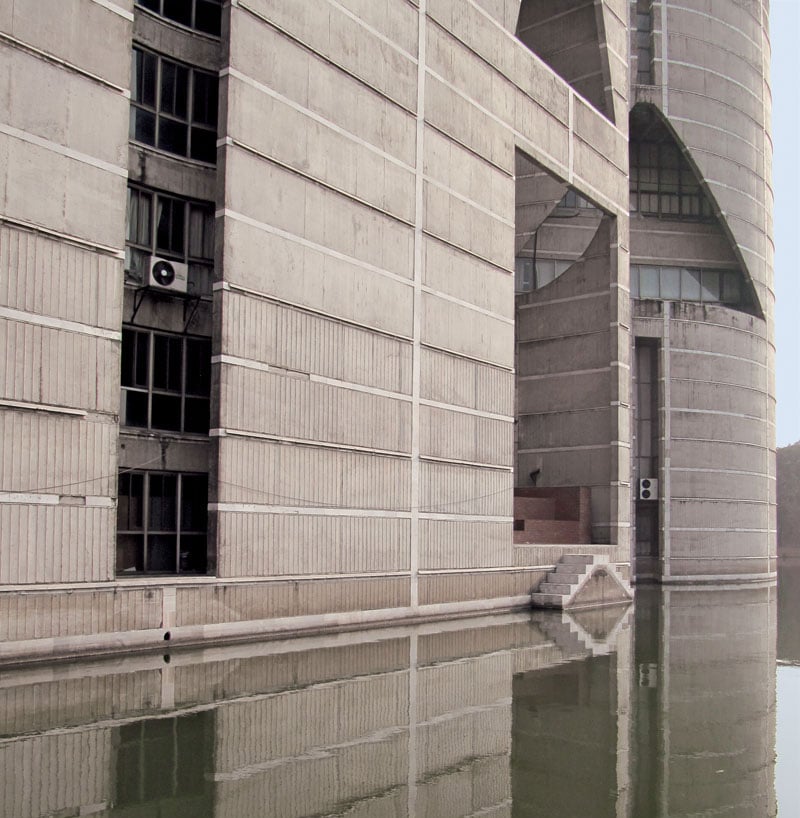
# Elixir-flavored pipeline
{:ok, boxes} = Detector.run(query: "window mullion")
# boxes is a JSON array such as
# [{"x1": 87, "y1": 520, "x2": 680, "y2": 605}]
[
  {"x1": 176, "y1": 474, "x2": 182, "y2": 574},
  {"x1": 143, "y1": 472, "x2": 150, "y2": 573},
  {"x1": 147, "y1": 330, "x2": 154, "y2": 429}
]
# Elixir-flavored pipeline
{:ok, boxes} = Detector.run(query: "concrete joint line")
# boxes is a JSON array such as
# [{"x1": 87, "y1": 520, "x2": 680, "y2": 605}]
[
  {"x1": 234, "y1": 0, "x2": 417, "y2": 118},
  {"x1": 89, "y1": 0, "x2": 134, "y2": 21},
  {"x1": 225, "y1": 138, "x2": 415, "y2": 228},
  {"x1": 422, "y1": 175, "x2": 515, "y2": 227},
  {"x1": 0, "y1": 122, "x2": 128, "y2": 178},
  {"x1": 217, "y1": 209, "x2": 415, "y2": 288},
  {"x1": 0, "y1": 32, "x2": 130, "y2": 95},
  {"x1": 0, "y1": 216, "x2": 125, "y2": 258},
  {"x1": 212, "y1": 281, "x2": 414, "y2": 343},
  {"x1": 0, "y1": 306, "x2": 121, "y2": 341},
  {"x1": 223, "y1": 67, "x2": 415, "y2": 173},
  {"x1": 420, "y1": 285, "x2": 515, "y2": 324},
  {"x1": 0, "y1": 398, "x2": 87, "y2": 418}
]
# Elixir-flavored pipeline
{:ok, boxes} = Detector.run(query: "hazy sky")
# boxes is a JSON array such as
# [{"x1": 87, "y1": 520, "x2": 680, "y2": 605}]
[{"x1": 772, "y1": 0, "x2": 800, "y2": 447}]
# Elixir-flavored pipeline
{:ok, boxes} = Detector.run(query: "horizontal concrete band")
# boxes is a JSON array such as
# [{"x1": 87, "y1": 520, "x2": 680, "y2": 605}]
[{"x1": 0, "y1": 596, "x2": 534, "y2": 666}]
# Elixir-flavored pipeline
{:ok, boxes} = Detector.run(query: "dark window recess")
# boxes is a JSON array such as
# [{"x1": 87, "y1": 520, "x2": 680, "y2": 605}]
[
  {"x1": 135, "y1": 0, "x2": 221, "y2": 36},
  {"x1": 130, "y1": 47, "x2": 218, "y2": 164},
  {"x1": 125, "y1": 184, "x2": 214, "y2": 295},
  {"x1": 121, "y1": 327, "x2": 211, "y2": 434},
  {"x1": 630, "y1": 141, "x2": 714, "y2": 221},
  {"x1": 117, "y1": 471, "x2": 208, "y2": 575}
]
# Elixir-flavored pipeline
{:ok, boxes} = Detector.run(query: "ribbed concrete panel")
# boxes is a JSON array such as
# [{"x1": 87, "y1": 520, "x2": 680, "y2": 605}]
[
  {"x1": 0, "y1": 0, "x2": 127, "y2": 590},
  {"x1": 419, "y1": 569, "x2": 539, "y2": 605},
  {"x1": 418, "y1": 653, "x2": 511, "y2": 721},
  {"x1": 420, "y1": 405, "x2": 513, "y2": 466},
  {"x1": 638, "y1": 300, "x2": 775, "y2": 579},
  {"x1": 416, "y1": 753, "x2": 511, "y2": 817},
  {"x1": 0, "y1": 730, "x2": 112, "y2": 818},
  {"x1": 175, "y1": 639, "x2": 409, "y2": 707},
  {"x1": 420, "y1": 461, "x2": 512, "y2": 517},
  {"x1": 420, "y1": 519, "x2": 512, "y2": 569},
  {"x1": 418, "y1": 706, "x2": 512, "y2": 773},
  {"x1": 0, "y1": 587, "x2": 161, "y2": 640},
  {"x1": 420, "y1": 349, "x2": 514, "y2": 416},
  {"x1": 234, "y1": 0, "x2": 418, "y2": 111},
  {"x1": 215, "y1": 736, "x2": 408, "y2": 818},
  {"x1": 221, "y1": 221, "x2": 414, "y2": 337},
  {"x1": 423, "y1": 236, "x2": 514, "y2": 319},
  {"x1": 227, "y1": 76, "x2": 416, "y2": 223},
  {"x1": 3, "y1": 0, "x2": 132, "y2": 88},
  {"x1": 424, "y1": 129, "x2": 515, "y2": 229},
  {"x1": 220, "y1": 292, "x2": 412, "y2": 394},
  {"x1": 213, "y1": 674, "x2": 408, "y2": 771},
  {"x1": 422, "y1": 291, "x2": 514, "y2": 367},
  {"x1": 176, "y1": 577, "x2": 411, "y2": 626},
  {"x1": 218, "y1": 365, "x2": 411, "y2": 452},
  {"x1": 0, "y1": 410, "x2": 116, "y2": 497},
  {"x1": 217, "y1": 437, "x2": 410, "y2": 509},
  {"x1": 216, "y1": 512, "x2": 410, "y2": 577},
  {"x1": 0, "y1": 320, "x2": 118, "y2": 412},
  {"x1": 423, "y1": 180, "x2": 513, "y2": 268},
  {"x1": 0, "y1": 669, "x2": 159, "y2": 735},
  {"x1": 0, "y1": 504, "x2": 113, "y2": 583},
  {"x1": 224, "y1": 148, "x2": 415, "y2": 281},
  {"x1": 227, "y1": 11, "x2": 416, "y2": 166},
  {"x1": 0, "y1": 226, "x2": 121, "y2": 329}
]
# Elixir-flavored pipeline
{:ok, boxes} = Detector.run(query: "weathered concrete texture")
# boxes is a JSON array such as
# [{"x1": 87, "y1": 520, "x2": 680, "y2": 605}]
[{"x1": 0, "y1": 0, "x2": 130, "y2": 586}]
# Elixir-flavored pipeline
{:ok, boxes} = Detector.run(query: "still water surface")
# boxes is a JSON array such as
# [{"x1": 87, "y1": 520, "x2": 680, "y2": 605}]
[{"x1": 2, "y1": 569, "x2": 798, "y2": 817}]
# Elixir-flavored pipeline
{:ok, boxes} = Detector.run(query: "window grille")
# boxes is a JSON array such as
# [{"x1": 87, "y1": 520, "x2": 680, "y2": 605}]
[
  {"x1": 121, "y1": 327, "x2": 211, "y2": 434},
  {"x1": 126, "y1": 185, "x2": 214, "y2": 295},
  {"x1": 130, "y1": 47, "x2": 218, "y2": 164},
  {"x1": 117, "y1": 471, "x2": 208, "y2": 574}
]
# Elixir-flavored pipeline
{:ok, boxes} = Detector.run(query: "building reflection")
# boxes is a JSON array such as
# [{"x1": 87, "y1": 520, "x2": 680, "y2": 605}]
[{"x1": 0, "y1": 586, "x2": 777, "y2": 818}]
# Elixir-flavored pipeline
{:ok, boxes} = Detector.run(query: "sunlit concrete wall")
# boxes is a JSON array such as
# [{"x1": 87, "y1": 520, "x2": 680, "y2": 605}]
[
  {"x1": 212, "y1": 0, "x2": 630, "y2": 613},
  {"x1": 630, "y1": 0, "x2": 775, "y2": 581},
  {"x1": 0, "y1": 1, "x2": 130, "y2": 583}
]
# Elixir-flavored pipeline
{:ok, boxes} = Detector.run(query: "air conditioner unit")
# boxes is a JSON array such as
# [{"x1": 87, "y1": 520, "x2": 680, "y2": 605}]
[
  {"x1": 148, "y1": 256, "x2": 188, "y2": 293},
  {"x1": 638, "y1": 477, "x2": 658, "y2": 501}
]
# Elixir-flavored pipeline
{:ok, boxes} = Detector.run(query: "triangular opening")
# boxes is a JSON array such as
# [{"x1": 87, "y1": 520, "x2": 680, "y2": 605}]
[
  {"x1": 629, "y1": 104, "x2": 761, "y2": 316},
  {"x1": 516, "y1": 0, "x2": 612, "y2": 121}
]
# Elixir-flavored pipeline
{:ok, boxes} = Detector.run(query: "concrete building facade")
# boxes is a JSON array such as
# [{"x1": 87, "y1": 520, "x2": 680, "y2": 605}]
[{"x1": 0, "y1": 0, "x2": 774, "y2": 661}]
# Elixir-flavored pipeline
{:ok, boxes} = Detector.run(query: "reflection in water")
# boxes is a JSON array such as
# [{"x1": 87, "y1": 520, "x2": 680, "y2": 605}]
[{"x1": 0, "y1": 583, "x2": 780, "y2": 817}]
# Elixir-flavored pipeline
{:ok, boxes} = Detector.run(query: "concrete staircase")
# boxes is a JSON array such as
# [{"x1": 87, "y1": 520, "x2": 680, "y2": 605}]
[
  {"x1": 513, "y1": 487, "x2": 591, "y2": 545},
  {"x1": 531, "y1": 554, "x2": 632, "y2": 610}
]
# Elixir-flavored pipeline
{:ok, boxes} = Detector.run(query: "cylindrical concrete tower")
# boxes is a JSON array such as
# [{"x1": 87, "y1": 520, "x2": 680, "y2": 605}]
[{"x1": 629, "y1": 0, "x2": 775, "y2": 582}]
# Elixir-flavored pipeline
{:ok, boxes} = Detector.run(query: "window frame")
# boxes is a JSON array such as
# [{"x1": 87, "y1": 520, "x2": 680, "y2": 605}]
[
  {"x1": 117, "y1": 469, "x2": 209, "y2": 575},
  {"x1": 130, "y1": 46, "x2": 219, "y2": 164},
  {"x1": 136, "y1": 0, "x2": 222, "y2": 37},
  {"x1": 630, "y1": 264, "x2": 746, "y2": 306},
  {"x1": 630, "y1": 140, "x2": 714, "y2": 221},
  {"x1": 121, "y1": 326, "x2": 212, "y2": 435},
  {"x1": 125, "y1": 184, "x2": 215, "y2": 295}
]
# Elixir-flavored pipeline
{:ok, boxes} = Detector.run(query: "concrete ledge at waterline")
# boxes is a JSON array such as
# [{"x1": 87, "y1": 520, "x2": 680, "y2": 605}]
[{"x1": 0, "y1": 596, "x2": 533, "y2": 667}]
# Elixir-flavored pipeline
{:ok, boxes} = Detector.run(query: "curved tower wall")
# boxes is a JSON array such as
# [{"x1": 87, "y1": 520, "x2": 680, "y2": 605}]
[{"x1": 630, "y1": 0, "x2": 775, "y2": 581}]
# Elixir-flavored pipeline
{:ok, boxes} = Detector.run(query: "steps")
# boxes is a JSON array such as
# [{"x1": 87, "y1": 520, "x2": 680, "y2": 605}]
[{"x1": 531, "y1": 554, "x2": 632, "y2": 610}]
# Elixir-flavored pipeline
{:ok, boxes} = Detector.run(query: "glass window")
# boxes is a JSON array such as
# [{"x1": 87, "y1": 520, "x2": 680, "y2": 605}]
[
  {"x1": 121, "y1": 327, "x2": 212, "y2": 434},
  {"x1": 640, "y1": 266, "x2": 660, "y2": 298},
  {"x1": 630, "y1": 138, "x2": 714, "y2": 221},
  {"x1": 125, "y1": 184, "x2": 214, "y2": 295},
  {"x1": 681, "y1": 268, "x2": 702, "y2": 301},
  {"x1": 116, "y1": 471, "x2": 208, "y2": 575},
  {"x1": 661, "y1": 266, "x2": 681, "y2": 299},
  {"x1": 136, "y1": 0, "x2": 221, "y2": 36},
  {"x1": 130, "y1": 47, "x2": 218, "y2": 164}
]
